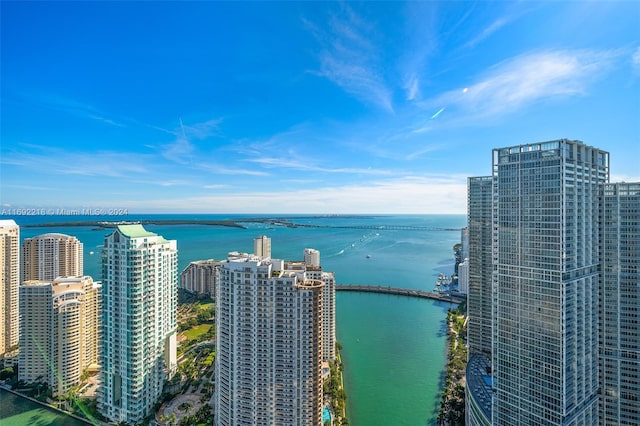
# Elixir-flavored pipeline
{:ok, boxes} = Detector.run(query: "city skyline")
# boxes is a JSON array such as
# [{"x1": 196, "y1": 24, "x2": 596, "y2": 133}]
[{"x1": 1, "y1": 2, "x2": 639, "y2": 214}]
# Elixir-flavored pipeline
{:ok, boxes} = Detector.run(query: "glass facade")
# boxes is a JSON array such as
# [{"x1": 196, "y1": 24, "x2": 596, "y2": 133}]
[
  {"x1": 599, "y1": 183, "x2": 640, "y2": 425},
  {"x1": 467, "y1": 176, "x2": 494, "y2": 358},
  {"x1": 492, "y1": 140, "x2": 607, "y2": 425}
]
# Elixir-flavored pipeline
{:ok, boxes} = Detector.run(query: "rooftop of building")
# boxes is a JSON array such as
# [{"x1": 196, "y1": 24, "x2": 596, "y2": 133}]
[
  {"x1": 0, "y1": 219, "x2": 18, "y2": 227},
  {"x1": 190, "y1": 259, "x2": 221, "y2": 264},
  {"x1": 466, "y1": 353, "x2": 493, "y2": 422},
  {"x1": 20, "y1": 279, "x2": 50, "y2": 286},
  {"x1": 26, "y1": 232, "x2": 77, "y2": 240},
  {"x1": 117, "y1": 224, "x2": 157, "y2": 238}
]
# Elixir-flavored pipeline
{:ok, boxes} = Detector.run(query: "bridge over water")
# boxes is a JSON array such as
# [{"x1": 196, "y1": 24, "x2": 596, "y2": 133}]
[{"x1": 336, "y1": 285, "x2": 464, "y2": 304}]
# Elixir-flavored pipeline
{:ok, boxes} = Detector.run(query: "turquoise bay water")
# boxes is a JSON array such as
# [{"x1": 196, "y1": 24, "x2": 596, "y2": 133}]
[{"x1": 17, "y1": 214, "x2": 466, "y2": 425}]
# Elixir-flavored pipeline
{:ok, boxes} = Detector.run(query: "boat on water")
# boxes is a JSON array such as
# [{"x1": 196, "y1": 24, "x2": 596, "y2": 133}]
[
  {"x1": 366, "y1": 254, "x2": 371, "y2": 259},
  {"x1": 434, "y1": 273, "x2": 451, "y2": 294}
]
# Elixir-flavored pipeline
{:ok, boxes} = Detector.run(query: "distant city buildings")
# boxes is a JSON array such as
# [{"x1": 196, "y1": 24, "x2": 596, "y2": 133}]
[
  {"x1": 0, "y1": 219, "x2": 19, "y2": 358},
  {"x1": 254, "y1": 235, "x2": 271, "y2": 258},
  {"x1": 18, "y1": 276, "x2": 100, "y2": 397},
  {"x1": 215, "y1": 240, "x2": 334, "y2": 425},
  {"x1": 98, "y1": 225, "x2": 178, "y2": 424},
  {"x1": 22, "y1": 233, "x2": 83, "y2": 281},
  {"x1": 465, "y1": 139, "x2": 639, "y2": 426},
  {"x1": 457, "y1": 259, "x2": 469, "y2": 294},
  {"x1": 466, "y1": 176, "x2": 493, "y2": 359},
  {"x1": 180, "y1": 259, "x2": 220, "y2": 297}
]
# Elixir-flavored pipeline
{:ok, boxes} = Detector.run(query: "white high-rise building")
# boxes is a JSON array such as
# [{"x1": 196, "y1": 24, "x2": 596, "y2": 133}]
[
  {"x1": 253, "y1": 235, "x2": 271, "y2": 258},
  {"x1": 18, "y1": 276, "x2": 100, "y2": 397},
  {"x1": 304, "y1": 248, "x2": 320, "y2": 267},
  {"x1": 215, "y1": 249, "x2": 324, "y2": 425},
  {"x1": 0, "y1": 219, "x2": 19, "y2": 358},
  {"x1": 22, "y1": 233, "x2": 83, "y2": 281},
  {"x1": 98, "y1": 225, "x2": 178, "y2": 424}
]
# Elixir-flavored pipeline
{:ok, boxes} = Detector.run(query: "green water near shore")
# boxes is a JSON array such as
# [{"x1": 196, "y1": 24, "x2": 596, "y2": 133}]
[{"x1": 15, "y1": 214, "x2": 465, "y2": 425}]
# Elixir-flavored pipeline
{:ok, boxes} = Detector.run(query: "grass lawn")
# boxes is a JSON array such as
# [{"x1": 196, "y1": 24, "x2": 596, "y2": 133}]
[
  {"x1": 198, "y1": 303, "x2": 214, "y2": 311},
  {"x1": 182, "y1": 324, "x2": 212, "y2": 341}
]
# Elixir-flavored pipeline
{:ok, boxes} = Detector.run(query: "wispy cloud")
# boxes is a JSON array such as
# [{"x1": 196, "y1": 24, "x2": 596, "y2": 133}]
[
  {"x1": 405, "y1": 75, "x2": 420, "y2": 101},
  {"x1": 1, "y1": 145, "x2": 151, "y2": 178},
  {"x1": 25, "y1": 93, "x2": 127, "y2": 127},
  {"x1": 463, "y1": 18, "x2": 509, "y2": 49},
  {"x1": 247, "y1": 156, "x2": 392, "y2": 175},
  {"x1": 160, "y1": 117, "x2": 223, "y2": 164},
  {"x1": 632, "y1": 46, "x2": 640, "y2": 73},
  {"x1": 422, "y1": 49, "x2": 620, "y2": 122},
  {"x1": 1, "y1": 184, "x2": 57, "y2": 191},
  {"x1": 196, "y1": 163, "x2": 269, "y2": 177},
  {"x1": 304, "y1": 5, "x2": 393, "y2": 111}
]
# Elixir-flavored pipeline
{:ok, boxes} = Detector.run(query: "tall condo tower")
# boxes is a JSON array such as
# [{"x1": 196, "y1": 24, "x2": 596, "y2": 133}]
[
  {"x1": 492, "y1": 140, "x2": 607, "y2": 425},
  {"x1": 0, "y1": 219, "x2": 19, "y2": 357},
  {"x1": 18, "y1": 276, "x2": 100, "y2": 397},
  {"x1": 599, "y1": 182, "x2": 640, "y2": 425},
  {"x1": 215, "y1": 250, "x2": 324, "y2": 425},
  {"x1": 180, "y1": 259, "x2": 220, "y2": 298},
  {"x1": 253, "y1": 235, "x2": 271, "y2": 258},
  {"x1": 304, "y1": 248, "x2": 336, "y2": 362},
  {"x1": 467, "y1": 176, "x2": 493, "y2": 358},
  {"x1": 98, "y1": 225, "x2": 178, "y2": 424},
  {"x1": 22, "y1": 233, "x2": 83, "y2": 281}
]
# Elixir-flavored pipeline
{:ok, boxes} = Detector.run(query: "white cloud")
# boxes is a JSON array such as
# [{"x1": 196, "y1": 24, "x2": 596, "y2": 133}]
[
  {"x1": 423, "y1": 49, "x2": 619, "y2": 121},
  {"x1": 463, "y1": 18, "x2": 508, "y2": 49},
  {"x1": 247, "y1": 156, "x2": 392, "y2": 175},
  {"x1": 161, "y1": 135, "x2": 194, "y2": 164},
  {"x1": 1, "y1": 147, "x2": 151, "y2": 178},
  {"x1": 405, "y1": 75, "x2": 420, "y2": 101},
  {"x1": 160, "y1": 117, "x2": 222, "y2": 164},
  {"x1": 632, "y1": 46, "x2": 640, "y2": 72},
  {"x1": 610, "y1": 173, "x2": 640, "y2": 184},
  {"x1": 305, "y1": 5, "x2": 393, "y2": 111},
  {"x1": 109, "y1": 175, "x2": 468, "y2": 214}
]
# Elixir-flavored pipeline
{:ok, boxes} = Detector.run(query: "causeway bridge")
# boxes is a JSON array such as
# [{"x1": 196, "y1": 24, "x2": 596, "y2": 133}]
[
  {"x1": 336, "y1": 285, "x2": 464, "y2": 304},
  {"x1": 278, "y1": 223, "x2": 462, "y2": 231}
]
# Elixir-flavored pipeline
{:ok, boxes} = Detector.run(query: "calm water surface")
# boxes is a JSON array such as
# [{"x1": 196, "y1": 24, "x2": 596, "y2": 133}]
[{"x1": 16, "y1": 214, "x2": 465, "y2": 425}]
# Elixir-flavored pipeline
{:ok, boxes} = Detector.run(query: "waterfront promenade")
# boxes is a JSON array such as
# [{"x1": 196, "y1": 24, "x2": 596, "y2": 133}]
[{"x1": 336, "y1": 285, "x2": 464, "y2": 304}]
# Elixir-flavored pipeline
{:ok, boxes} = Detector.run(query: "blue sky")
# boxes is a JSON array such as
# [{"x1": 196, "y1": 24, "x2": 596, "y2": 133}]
[{"x1": 1, "y1": 1, "x2": 639, "y2": 214}]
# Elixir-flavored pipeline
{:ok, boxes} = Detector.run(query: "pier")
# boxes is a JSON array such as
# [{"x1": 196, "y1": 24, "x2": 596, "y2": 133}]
[{"x1": 336, "y1": 285, "x2": 464, "y2": 304}]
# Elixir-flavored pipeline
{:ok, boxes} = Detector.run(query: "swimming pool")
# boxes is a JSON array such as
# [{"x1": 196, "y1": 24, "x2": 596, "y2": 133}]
[{"x1": 322, "y1": 406, "x2": 332, "y2": 424}]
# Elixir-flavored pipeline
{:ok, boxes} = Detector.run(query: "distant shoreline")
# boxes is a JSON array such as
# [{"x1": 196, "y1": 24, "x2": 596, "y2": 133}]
[
  {"x1": 21, "y1": 219, "x2": 251, "y2": 229},
  {"x1": 21, "y1": 217, "x2": 462, "y2": 232},
  {"x1": 20, "y1": 217, "x2": 369, "y2": 230}
]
